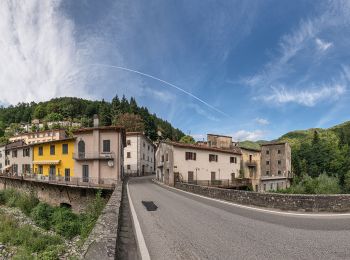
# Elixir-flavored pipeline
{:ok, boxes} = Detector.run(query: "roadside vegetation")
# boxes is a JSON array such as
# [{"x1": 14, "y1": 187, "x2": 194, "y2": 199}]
[{"x1": 0, "y1": 189, "x2": 106, "y2": 258}]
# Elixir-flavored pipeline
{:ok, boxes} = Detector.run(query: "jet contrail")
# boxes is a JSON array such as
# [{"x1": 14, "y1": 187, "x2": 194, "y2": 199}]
[{"x1": 89, "y1": 63, "x2": 231, "y2": 118}]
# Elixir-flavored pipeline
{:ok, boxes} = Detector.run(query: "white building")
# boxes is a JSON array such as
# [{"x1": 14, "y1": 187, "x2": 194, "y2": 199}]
[
  {"x1": 156, "y1": 141, "x2": 242, "y2": 186},
  {"x1": 124, "y1": 132, "x2": 155, "y2": 176},
  {"x1": 0, "y1": 145, "x2": 5, "y2": 173}
]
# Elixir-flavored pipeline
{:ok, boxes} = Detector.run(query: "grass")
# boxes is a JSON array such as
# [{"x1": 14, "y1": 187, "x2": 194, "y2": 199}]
[{"x1": 0, "y1": 188, "x2": 107, "y2": 257}]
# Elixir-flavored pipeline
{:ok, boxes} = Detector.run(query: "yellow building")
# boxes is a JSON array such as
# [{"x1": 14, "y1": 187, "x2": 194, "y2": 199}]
[{"x1": 32, "y1": 138, "x2": 75, "y2": 180}]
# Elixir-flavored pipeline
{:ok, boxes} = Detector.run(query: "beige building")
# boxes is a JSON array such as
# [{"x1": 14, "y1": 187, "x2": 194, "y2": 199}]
[
  {"x1": 260, "y1": 142, "x2": 292, "y2": 191},
  {"x1": 73, "y1": 116, "x2": 126, "y2": 185},
  {"x1": 240, "y1": 147, "x2": 261, "y2": 191},
  {"x1": 9, "y1": 129, "x2": 67, "y2": 144},
  {"x1": 0, "y1": 145, "x2": 5, "y2": 173},
  {"x1": 3, "y1": 140, "x2": 33, "y2": 175},
  {"x1": 156, "y1": 141, "x2": 242, "y2": 186},
  {"x1": 124, "y1": 132, "x2": 155, "y2": 176}
]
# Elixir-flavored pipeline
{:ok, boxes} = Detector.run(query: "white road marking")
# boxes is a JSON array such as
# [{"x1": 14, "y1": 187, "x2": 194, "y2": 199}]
[
  {"x1": 152, "y1": 179, "x2": 350, "y2": 218},
  {"x1": 127, "y1": 180, "x2": 151, "y2": 260}
]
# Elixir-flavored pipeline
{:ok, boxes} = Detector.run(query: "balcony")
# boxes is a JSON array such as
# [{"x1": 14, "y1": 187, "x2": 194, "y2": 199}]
[
  {"x1": 0, "y1": 172, "x2": 117, "y2": 190},
  {"x1": 73, "y1": 152, "x2": 115, "y2": 160},
  {"x1": 245, "y1": 160, "x2": 258, "y2": 167}
]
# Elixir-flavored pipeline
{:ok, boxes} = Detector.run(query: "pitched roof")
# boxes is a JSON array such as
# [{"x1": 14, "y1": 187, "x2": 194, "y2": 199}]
[{"x1": 73, "y1": 126, "x2": 125, "y2": 134}]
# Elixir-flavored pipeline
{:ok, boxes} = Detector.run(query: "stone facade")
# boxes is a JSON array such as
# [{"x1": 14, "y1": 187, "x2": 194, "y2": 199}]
[
  {"x1": 124, "y1": 132, "x2": 155, "y2": 176},
  {"x1": 175, "y1": 182, "x2": 350, "y2": 212},
  {"x1": 260, "y1": 142, "x2": 292, "y2": 191},
  {"x1": 240, "y1": 147, "x2": 261, "y2": 191},
  {"x1": 0, "y1": 177, "x2": 112, "y2": 212}
]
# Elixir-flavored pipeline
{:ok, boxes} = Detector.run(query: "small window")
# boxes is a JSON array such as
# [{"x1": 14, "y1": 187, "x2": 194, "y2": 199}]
[
  {"x1": 143, "y1": 153, "x2": 145, "y2": 160},
  {"x1": 127, "y1": 139, "x2": 131, "y2": 146},
  {"x1": 249, "y1": 154, "x2": 252, "y2": 162},
  {"x1": 103, "y1": 140, "x2": 110, "y2": 152},
  {"x1": 23, "y1": 148, "x2": 30, "y2": 157},
  {"x1": 62, "y1": 144, "x2": 68, "y2": 154},
  {"x1": 143, "y1": 142, "x2": 145, "y2": 147},
  {"x1": 209, "y1": 154, "x2": 218, "y2": 162},
  {"x1": 278, "y1": 149, "x2": 281, "y2": 154},
  {"x1": 266, "y1": 171, "x2": 270, "y2": 175},
  {"x1": 266, "y1": 160, "x2": 270, "y2": 165},
  {"x1": 12, "y1": 150, "x2": 17, "y2": 158},
  {"x1": 185, "y1": 152, "x2": 196, "y2": 160},
  {"x1": 278, "y1": 170, "x2": 282, "y2": 175},
  {"x1": 230, "y1": 157, "x2": 237, "y2": 163},
  {"x1": 127, "y1": 165, "x2": 131, "y2": 170},
  {"x1": 166, "y1": 153, "x2": 169, "y2": 161},
  {"x1": 211, "y1": 172, "x2": 216, "y2": 181},
  {"x1": 148, "y1": 145, "x2": 150, "y2": 151},
  {"x1": 266, "y1": 150, "x2": 269, "y2": 155},
  {"x1": 127, "y1": 152, "x2": 131, "y2": 158},
  {"x1": 161, "y1": 155, "x2": 164, "y2": 162},
  {"x1": 278, "y1": 160, "x2": 281, "y2": 165},
  {"x1": 50, "y1": 145, "x2": 55, "y2": 155},
  {"x1": 38, "y1": 146, "x2": 43, "y2": 156}
]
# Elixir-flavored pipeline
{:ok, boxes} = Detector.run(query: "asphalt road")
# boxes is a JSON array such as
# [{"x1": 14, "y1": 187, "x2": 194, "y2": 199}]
[{"x1": 128, "y1": 176, "x2": 350, "y2": 260}]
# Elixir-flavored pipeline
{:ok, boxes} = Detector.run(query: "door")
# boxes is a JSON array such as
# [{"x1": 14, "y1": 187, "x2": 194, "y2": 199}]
[
  {"x1": 211, "y1": 172, "x2": 216, "y2": 181},
  {"x1": 188, "y1": 171, "x2": 194, "y2": 183},
  {"x1": 65, "y1": 168, "x2": 70, "y2": 182},
  {"x1": 82, "y1": 165, "x2": 89, "y2": 182},
  {"x1": 49, "y1": 165, "x2": 56, "y2": 180}
]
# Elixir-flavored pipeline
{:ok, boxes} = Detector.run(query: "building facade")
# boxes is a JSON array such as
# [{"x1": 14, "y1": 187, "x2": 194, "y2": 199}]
[
  {"x1": 260, "y1": 142, "x2": 292, "y2": 191},
  {"x1": 156, "y1": 141, "x2": 242, "y2": 186},
  {"x1": 124, "y1": 132, "x2": 155, "y2": 176},
  {"x1": 73, "y1": 116, "x2": 125, "y2": 184},
  {"x1": 240, "y1": 147, "x2": 262, "y2": 191},
  {"x1": 32, "y1": 138, "x2": 75, "y2": 180},
  {"x1": 9, "y1": 129, "x2": 67, "y2": 144},
  {"x1": 0, "y1": 145, "x2": 5, "y2": 173},
  {"x1": 3, "y1": 141, "x2": 33, "y2": 175}
]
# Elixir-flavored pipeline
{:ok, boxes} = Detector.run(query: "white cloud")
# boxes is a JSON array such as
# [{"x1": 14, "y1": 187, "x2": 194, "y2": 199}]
[
  {"x1": 232, "y1": 130, "x2": 265, "y2": 141},
  {"x1": 315, "y1": 38, "x2": 333, "y2": 51},
  {"x1": 255, "y1": 118, "x2": 269, "y2": 125},
  {"x1": 188, "y1": 103, "x2": 220, "y2": 122},
  {"x1": 142, "y1": 87, "x2": 175, "y2": 102},
  {"x1": 260, "y1": 84, "x2": 346, "y2": 107},
  {"x1": 0, "y1": 0, "x2": 90, "y2": 105}
]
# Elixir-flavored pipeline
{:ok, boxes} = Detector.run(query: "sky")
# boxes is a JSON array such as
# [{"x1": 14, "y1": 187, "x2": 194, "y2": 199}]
[{"x1": 1, "y1": 0, "x2": 350, "y2": 141}]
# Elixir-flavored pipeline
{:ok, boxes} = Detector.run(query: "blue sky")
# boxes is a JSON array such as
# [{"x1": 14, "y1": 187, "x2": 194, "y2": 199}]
[{"x1": 1, "y1": 1, "x2": 350, "y2": 141}]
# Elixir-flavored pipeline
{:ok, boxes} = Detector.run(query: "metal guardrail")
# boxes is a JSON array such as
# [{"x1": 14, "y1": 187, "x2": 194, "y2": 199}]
[
  {"x1": 180, "y1": 179, "x2": 252, "y2": 188},
  {"x1": 0, "y1": 173, "x2": 117, "y2": 189},
  {"x1": 72, "y1": 152, "x2": 115, "y2": 160}
]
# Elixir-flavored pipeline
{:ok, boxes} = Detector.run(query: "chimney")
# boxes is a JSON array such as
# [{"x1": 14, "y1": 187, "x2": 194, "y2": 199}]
[{"x1": 93, "y1": 114, "x2": 99, "y2": 127}]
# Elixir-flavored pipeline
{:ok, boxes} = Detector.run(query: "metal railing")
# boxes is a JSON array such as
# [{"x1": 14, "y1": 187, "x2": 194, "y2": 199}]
[
  {"x1": 0, "y1": 172, "x2": 117, "y2": 189},
  {"x1": 179, "y1": 178, "x2": 252, "y2": 188},
  {"x1": 72, "y1": 152, "x2": 115, "y2": 160}
]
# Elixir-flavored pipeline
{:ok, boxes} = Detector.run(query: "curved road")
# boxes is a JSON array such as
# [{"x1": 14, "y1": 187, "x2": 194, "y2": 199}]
[{"x1": 128, "y1": 176, "x2": 350, "y2": 260}]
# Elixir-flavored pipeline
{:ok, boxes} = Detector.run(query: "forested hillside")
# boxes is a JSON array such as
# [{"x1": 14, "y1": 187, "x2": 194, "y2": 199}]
[{"x1": 0, "y1": 96, "x2": 184, "y2": 143}]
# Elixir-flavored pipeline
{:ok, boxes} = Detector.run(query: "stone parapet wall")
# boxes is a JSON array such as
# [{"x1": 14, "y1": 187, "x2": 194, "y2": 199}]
[
  {"x1": 83, "y1": 182, "x2": 123, "y2": 260},
  {"x1": 175, "y1": 182, "x2": 350, "y2": 212}
]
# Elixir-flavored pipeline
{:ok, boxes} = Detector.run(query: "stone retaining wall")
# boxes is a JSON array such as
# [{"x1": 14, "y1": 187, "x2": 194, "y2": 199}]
[
  {"x1": 175, "y1": 182, "x2": 350, "y2": 212},
  {"x1": 83, "y1": 182, "x2": 123, "y2": 259}
]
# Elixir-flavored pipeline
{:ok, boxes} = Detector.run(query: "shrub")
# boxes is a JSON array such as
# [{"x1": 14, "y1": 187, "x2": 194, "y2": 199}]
[
  {"x1": 51, "y1": 207, "x2": 80, "y2": 239},
  {"x1": 2, "y1": 189, "x2": 39, "y2": 215},
  {"x1": 31, "y1": 203, "x2": 54, "y2": 230},
  {"x1": 0, "y1": 191, "x2": 5, "y2": 205}
]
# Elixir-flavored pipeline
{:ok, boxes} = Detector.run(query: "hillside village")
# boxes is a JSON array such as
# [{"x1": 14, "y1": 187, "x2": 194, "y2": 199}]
[{"x1": 0, "y1": 113, "x2": 292, "y2": 193}]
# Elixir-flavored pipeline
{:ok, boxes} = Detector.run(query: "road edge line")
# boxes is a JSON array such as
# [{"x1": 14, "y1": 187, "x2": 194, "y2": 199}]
[
  {"x1": 127, "y1": 180, "x2": 151, "y2": 260},
  {"x1": 152, "y1": 179, "x2": 350, "y2": 218}
]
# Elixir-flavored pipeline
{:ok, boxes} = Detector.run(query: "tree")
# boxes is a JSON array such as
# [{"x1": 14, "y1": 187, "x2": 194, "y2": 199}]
[
  {"x1": 33, "y1": 105, "x2": 46, "y2": 119},
  {"x1": 98, "y1": 100, "x2": 111, "y2": 126},
  {"x1": 45, "y1": 112, "x2": 63, "y2": 122},
  {"x1": 179, "y1": 135, "x2": 195, "y2": 144},
  {"x1": 344, "y1": 170, "x2": 350, "y2": 192},
  {"x1": 114, "y1": 113, "x2": 145, "y2": 132}
]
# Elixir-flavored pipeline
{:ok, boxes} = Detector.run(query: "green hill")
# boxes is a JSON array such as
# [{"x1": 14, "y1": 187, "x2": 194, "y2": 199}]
[{"x1": 0, "y1": 96, "x2": 184, "y2": 143}]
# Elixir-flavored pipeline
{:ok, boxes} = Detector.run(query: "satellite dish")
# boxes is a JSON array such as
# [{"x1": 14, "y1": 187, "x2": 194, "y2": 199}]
[{"x1": 108, "y1": 160, "x2": 114, "y2": 167}]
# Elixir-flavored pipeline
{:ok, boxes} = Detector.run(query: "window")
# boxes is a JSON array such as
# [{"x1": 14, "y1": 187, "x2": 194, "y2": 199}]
[
  {"x1": 78, "y1": 140, "x2": 85, "y2": 158},
  {"x1": 266, "y1": 170, "x2": 270, "y2": 175},
  {"x1": 127, "y1": 152, "x2": 131, "y2": 158},
  {"x1": 50, "y1": 145, "x2": 55, "y2": 155},
  {"x1": 211, "y1": 172, "x2": 216, "y2": 181},
  {"x1": 230, "y1": 157, "x2": 237, "y2": 163},
  {"x1": 249, "y1": 155, "x2": 252, "y2": 162},
  {"x1": 143, "y1": 154, "x2": 145, "y2": 160},
  {"x1": 278, "y1": 149, "x2": 281, "y2": 154},
  {"x1": 0, "y1": 163, "x2": 2, "y2": 170},
  {"x1": 12, "y1": 150, "x2": 17, "y2": 158},
  {"x1": 278, "y1": 160, "x2": 281, "y2": 165},
  {"x1": 127, "y1": 139, "x2": 131, "y2": 146},
  {"x1": 143, "y1": 142, "x2": 145, "y2": 147},
  {"x1": 23, "y1": 148, "x2": 30, "y2": 157},
  {"x1": 266, "y1": 160, "x2": 270, "y2": 165},
  {"x1": 209, "y1": 154, "x2": 218, "y2": 162},
  {"x1": 188, "y1": 171, "x2": 194, "y2": 183},
  {"x1": 62, "y1": 144, "x2": 68, "y2": 154},
  {"x1": 127, "y1": 165, "x2": 131, "y2": 170},
  {"x1": 185, "y1": 152, "x2": 196, "y2": 160},
  {"x1": 65, "y1": 169, "x2": 70, "y2": 181},
  {"x1": 103, "y1": 140, "x2": 110, "y2": 152},
  {"x1": 13, "y1": 164, "x2": 18, "y2": 174},
  {"x1": 0, "y1": 151, "x2": 2, "y2": 158},
  {"x1": 148, "y1": 145, "x2": 150, "y2": 151},
  {"x1": 38, "y1": 165, "x2": 43, "y2": 175},
  {"x1": 82, "y1": 165, "x2": 89, "y2": 182},
  {"x1": 270, "y1": 183, "x2": 273, "y2": 190},
  {"x1": 278, "y1": 170, "x2": 282, "y2": 175},
  {"x1": 166, "y1": 153, "x2": 169, "y2": 161},
  {"x1": 161, "y1": 155, "x2": 164, "y2": 162},
  {"x1": 266, "y1": 150, "x2": 269, "y2": 155}
]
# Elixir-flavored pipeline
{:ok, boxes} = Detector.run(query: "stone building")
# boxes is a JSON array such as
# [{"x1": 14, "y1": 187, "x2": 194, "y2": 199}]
[
  {"x1": 0, "y1": 145, "x2": 6, "y2": 173},
  {"x1": 4, "y1": 140, "x2": 33, "y2": 175},
  {"x1": 260, "y1": 142, "x2": 292, "y2": 191},
  {"x1": 124, "y1": 132, "x2": 155, "y2": 176},
  {"x1": 73, "y1": 115, "x2": 126, "y2": 185},
  {"x1": 9, "y1": 129, "x2": 67, "y2": 144},
  {"x1": 240, "y1": 147, "x2": 261, "y2": 191},
  {"x1": 156, "y1": 141, "x2": 242, "y2": 186}
]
